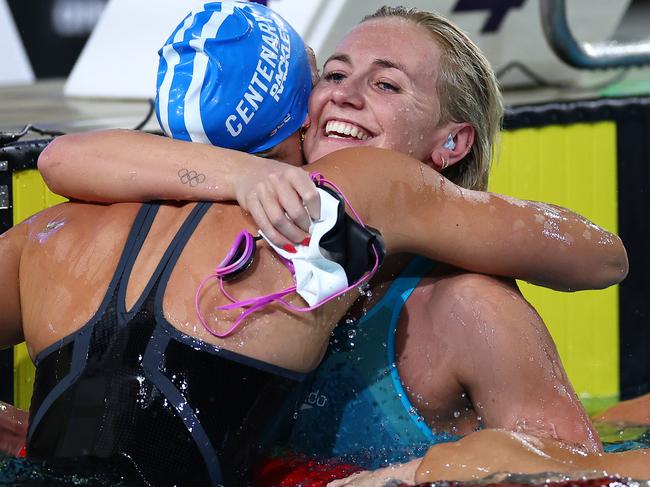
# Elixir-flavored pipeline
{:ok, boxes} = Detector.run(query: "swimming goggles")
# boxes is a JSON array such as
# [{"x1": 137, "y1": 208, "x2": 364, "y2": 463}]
[{"x1": 194, "y1": 173, "x2": 385, "y2": 337}]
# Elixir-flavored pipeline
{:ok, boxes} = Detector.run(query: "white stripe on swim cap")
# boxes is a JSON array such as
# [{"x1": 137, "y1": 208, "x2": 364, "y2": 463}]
[
  {"x1": 158, "y1": 11, "x2": 201, "y2": 138},
  {"x1": 184, "y1": 4, "x2": 235, "y2": 145}
]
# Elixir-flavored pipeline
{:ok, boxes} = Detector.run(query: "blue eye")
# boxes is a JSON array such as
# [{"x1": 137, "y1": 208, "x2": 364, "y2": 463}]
[
  {"x1": 377, "y1": 81, "x2": 399, "y2": 92},
  {"x1": 323, "y1": 72, "x2": 346, "y2": 83}
]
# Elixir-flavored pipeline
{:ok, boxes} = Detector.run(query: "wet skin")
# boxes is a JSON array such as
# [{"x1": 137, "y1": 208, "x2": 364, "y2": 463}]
[
  {"x1": 414, "y1": 429, "x2": 650, "y2": 482},
  {"x1": 303, "y1": 18, "x2": 470, "y2": 169},
  {"x1": 4, "y1": 148, "x2": 565, "y2": 373},
  {"x1": 302, "y1": 17, "x2": 599, "y2": 450},
  {"x1": 34, "y1": 17, "x2": 627, "y2": 453}
]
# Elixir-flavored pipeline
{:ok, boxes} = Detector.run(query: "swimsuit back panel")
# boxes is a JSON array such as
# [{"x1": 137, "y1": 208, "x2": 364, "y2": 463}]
[{"x1": 27, "y1": 202, "x2": 307, "y2": 486}]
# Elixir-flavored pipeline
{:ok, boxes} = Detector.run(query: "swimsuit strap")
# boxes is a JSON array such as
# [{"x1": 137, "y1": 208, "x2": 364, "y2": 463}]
[
  {"x1": 358, "y1": 255, "x2": 435, "y2": 324},
  {"x1": 89, "y1": 203, "x2": 161, "y2": 326},
  {"x1": 118, "y1": 202, "x2": 211, "y2": 320},
  {"x1": 385, "y1": 256, "x2": 458, "y2": 442},
  {"x1": 153, "y1": 202, "x2": 212, "y2": 307}
]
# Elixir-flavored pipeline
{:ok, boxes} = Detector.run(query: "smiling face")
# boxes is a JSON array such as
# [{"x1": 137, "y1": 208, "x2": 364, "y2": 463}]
[{"x1": 303, "y1": 18, "x2": 450, "y2": 164}]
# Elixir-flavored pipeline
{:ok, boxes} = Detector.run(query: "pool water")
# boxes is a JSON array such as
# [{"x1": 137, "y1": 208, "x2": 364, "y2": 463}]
[
  {"x1": 0, "y1": 455, "x2": 144, "y2": 486},
  {"x1": 1, "y1": 423, "x2": 648, "y2": 486},
  {"x1": 598, "y1": 421, "x2": 650, "y2": 453}
]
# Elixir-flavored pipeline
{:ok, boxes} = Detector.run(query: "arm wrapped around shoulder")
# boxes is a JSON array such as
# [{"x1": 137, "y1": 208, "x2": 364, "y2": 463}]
[{"x1": 307, "y1": 147, "x2": 628, "y2": 291}]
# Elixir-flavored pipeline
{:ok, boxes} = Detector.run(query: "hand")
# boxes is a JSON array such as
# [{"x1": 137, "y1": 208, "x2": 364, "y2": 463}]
[
  {"x1": 234, "y1": 159, "x2": 321, "y2": 248},
  {"x1": 327, "y1": 460, "x2": 418, "y2": 486},
  {"x1": 0, "y1": 402, "x2": 28, "y2": 456}
]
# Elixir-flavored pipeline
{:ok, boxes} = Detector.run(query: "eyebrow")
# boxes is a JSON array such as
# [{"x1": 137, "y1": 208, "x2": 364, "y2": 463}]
[
  {"x1": 372, "y1": 58, "x2": 409, "y2": 74},
  {"x1": 323, "y1": 54, "x2": 409, "y2": 75},
  {"x1": 323, "y1": 53, "x2": 351, "y2": 67}
]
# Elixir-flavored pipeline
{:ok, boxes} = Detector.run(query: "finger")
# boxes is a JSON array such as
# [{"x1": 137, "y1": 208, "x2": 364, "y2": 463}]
[
  {"x1": 257, "y1": 183, "x2": 306, "y2": 244},
  {"x1": 246, "y1": 195, "x2": 293, "y2": 249},
  {"x1": 273, "y1": 177, "x2": 312, "y2": 233},
  {"x1": 289, "y1": 172, "x2": 321, "y2": 221}
]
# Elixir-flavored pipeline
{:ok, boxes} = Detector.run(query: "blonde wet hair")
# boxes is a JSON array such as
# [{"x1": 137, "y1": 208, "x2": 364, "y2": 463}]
[{"x1": 362, "y1": 7, "x2": 503, "y2": 191}]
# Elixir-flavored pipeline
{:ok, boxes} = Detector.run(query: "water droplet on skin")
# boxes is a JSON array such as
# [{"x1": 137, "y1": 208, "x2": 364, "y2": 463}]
[
  {"x1": 348, "y1": 329, "x2": 357, "y2": 339},
  {"x1": 453, "y1": 410, "x2": 461, "y2": 418}
]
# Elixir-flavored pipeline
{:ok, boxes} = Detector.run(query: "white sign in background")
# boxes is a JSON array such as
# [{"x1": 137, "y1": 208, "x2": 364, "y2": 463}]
[
  {"x1": 65, "y1": 0, "x2": 208, "y2": 98},
  {"x1": 65, "y1": 0, "x2": 631, "y2": 99},
  {"x1": 0, "y1": 0, "x2": 35, "y2": 86}
]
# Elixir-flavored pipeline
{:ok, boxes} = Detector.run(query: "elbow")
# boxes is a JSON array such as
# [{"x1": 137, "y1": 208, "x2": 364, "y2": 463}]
[
  {"x1": 585, "y1": 234, "x2": 629, "y2": 290},
  {"x1": 37, "y1": 135, "x2": 67, "y2": 193},
  {"x1": 37, "y1": 134, "x2": 83, "y2": 195},
  {"x1": 554, "y1": 234, "x2": 629, "y2": 292},
  {"x1": 602, "y1": 234, "x2": 629, "y2": 287}
]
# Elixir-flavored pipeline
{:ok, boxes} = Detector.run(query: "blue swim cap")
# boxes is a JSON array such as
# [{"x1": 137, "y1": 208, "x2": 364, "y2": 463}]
[{"x1": 156, "y1": 1, "x2": 311, "y2": 153}]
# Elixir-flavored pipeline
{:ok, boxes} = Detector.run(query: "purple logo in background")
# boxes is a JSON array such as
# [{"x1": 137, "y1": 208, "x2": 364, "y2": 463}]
[{"x1": 453, "y1": 0, "x2": 526, "y2": 33}]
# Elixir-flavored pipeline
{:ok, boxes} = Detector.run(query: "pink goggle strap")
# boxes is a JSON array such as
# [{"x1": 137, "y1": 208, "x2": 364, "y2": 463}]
[{"x1": 195, "y1": 173, "x2": 381, "y2": 337}]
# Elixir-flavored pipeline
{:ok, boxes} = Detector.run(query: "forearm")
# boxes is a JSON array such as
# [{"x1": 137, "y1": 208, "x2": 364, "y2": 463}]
[
  {"x1": 327, "y1": 459, "x2": 419, "y2": 486},
  {"x1": 38, "y1": 129, "x2": 262, "y2": 203},
  {"x1": 434, "y1": 192, "x2": 628, "y2": 291},
  {"x1": 310, "y1": 147, "x2": 627, "y2": 292},
  {"x1": 416, "y1": 430, "x2": 650, "y2": 482}
]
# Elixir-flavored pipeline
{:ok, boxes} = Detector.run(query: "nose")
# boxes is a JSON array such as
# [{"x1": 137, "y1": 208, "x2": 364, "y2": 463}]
[{"x1": 330, "y1": 78, "x2": 364, "y2": 109}]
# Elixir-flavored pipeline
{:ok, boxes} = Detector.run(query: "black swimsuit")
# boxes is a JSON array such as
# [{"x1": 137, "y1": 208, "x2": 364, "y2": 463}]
[{"x1": 27, "y1": 202, "x2": 308, "y2": 486}]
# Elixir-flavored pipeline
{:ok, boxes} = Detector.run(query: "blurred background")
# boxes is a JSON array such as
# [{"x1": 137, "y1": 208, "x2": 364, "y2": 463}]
[
  {"x1": 6, "y1": 0, "x2": 107, "y2": 79},
  {"x1": 3, "y1": 0, "x2": 650, "y2": 92}
]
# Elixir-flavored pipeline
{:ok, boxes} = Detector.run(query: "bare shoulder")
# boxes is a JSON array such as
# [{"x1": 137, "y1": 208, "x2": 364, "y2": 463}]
[
  {"x1": 21, "y1": 201, "x2": 138, "y2": 240},
  {"x1": 426, "y1": 272, "x2": 527, "y2": 318},
  {"x1": 415, "y1": 271, "x2": 544, "y2": 351}
]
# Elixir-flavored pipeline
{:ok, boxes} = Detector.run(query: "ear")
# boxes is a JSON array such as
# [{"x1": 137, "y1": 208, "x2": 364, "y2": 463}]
[
  {"x1": 429, "y1": 123, "x2": 474, "y2": 173},
  {"x1": 306, "y1": 46, "x2": 320, "y2": 86},
  {"x1": 302, "y1": 114, "x2": 312, "y2": 131}
]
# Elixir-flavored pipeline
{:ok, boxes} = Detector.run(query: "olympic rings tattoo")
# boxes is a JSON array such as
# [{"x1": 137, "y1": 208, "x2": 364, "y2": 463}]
[{"x1": 178, "y1": 168, "x2": 206, "y2": 187}]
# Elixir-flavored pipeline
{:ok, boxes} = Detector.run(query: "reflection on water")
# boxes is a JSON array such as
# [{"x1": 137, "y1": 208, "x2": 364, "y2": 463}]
[{"x1": 598, "y1": 421, "x2": 650, "y2": 453}]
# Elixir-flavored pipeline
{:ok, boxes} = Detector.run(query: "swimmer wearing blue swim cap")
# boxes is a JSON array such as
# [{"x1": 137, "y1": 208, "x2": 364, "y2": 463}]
[{"x1": 156, "y1": 1, "x2": 312, "y2": 154}]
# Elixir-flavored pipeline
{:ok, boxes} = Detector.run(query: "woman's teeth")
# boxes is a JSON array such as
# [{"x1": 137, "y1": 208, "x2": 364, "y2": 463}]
[{"x1": 325, "y1": 120, "x2": 370, "y2": 140}]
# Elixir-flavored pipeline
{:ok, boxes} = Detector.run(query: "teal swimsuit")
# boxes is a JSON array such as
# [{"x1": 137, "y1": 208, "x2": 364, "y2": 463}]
[{"x1": 285, "y1": 256, "x2": 458, "y2": 468}]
